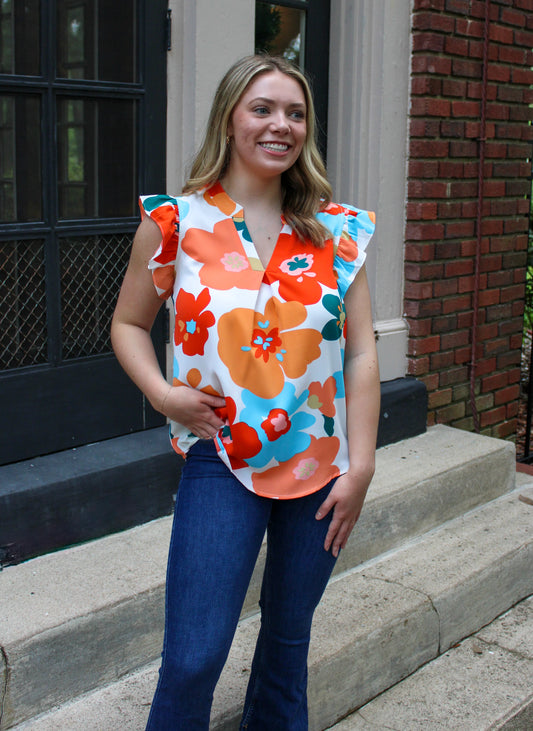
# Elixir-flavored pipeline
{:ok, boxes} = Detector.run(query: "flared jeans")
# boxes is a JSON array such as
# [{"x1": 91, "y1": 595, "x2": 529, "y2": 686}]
[{"x1": 145, "y1": 439, "x2": 338, "y2": 730}]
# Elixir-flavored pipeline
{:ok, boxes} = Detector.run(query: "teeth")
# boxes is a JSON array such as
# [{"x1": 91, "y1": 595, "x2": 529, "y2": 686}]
[{"x1": 260, "y1": 143, "x2": 289, "y2": 151}]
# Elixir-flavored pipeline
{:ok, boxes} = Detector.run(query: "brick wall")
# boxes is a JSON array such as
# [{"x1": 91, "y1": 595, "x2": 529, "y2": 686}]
[{"x1": 405, "y1": 0, "x2": 533, "y2": 439}]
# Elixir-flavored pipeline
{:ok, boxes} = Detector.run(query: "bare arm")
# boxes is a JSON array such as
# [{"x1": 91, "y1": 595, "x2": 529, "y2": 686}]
[
  {"x1": 111, "y1": 216, "x2": 225, "y2": 438},
  {"x1": 315, "y1": 265, "x2": 380, "y2": 556}
]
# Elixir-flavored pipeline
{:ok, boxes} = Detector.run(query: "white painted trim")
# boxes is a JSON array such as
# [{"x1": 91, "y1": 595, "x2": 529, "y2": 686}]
[
  {"x1": 374, "y1": 318, "x2": 409, "y2": 382},
  {"x1": 328, "y1": 0, "x2": 411, "y2": 378}
]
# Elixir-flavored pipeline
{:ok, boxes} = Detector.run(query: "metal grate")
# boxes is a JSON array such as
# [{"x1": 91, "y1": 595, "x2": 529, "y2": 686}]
[
  {"x1": 0, "y1": 239, "x2": 48, "y2": 369},
  {"x1": 60, "y1": 232, "x2": 131, "y2": 359}
]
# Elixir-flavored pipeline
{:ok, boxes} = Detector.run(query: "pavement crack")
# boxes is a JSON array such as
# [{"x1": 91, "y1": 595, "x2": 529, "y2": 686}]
[{"x1": 0, "y1": 645, "x2": 10, "y2": 728}]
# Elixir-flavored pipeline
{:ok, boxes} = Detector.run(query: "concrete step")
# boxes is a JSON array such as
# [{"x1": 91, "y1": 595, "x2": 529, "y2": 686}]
[
  {"x1": 7, "y1": 477, "x2": 533, "y2": 731},
  {"x1": 0, "y1": 426, "x2": 517, "y2": 729},
  {"x1": 327, "y1": 595, "x2": 533, "y2": 731}
]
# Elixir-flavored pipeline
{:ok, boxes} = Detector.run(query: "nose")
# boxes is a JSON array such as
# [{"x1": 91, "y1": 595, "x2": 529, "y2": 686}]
[{"x1": 270, "y1": 111, "x2": 290, "y2": 133}]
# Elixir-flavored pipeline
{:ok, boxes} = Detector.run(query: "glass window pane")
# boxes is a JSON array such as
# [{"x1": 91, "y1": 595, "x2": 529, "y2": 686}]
[
  {"x1": 57, "y1": 0, "x2": 137, "y2": 83},
  {"x1": 57, "y1": 97, "x2": 136, "y2": 220},
  {"x1": 0, "y1": 0, "x2": 40, "y2": 75},
  {"x1": 255, "y1": 3, "x2": 306, "y2": 67},
  {"x1": 0, "y1": 95, "x2": 42, "y2": 222}
]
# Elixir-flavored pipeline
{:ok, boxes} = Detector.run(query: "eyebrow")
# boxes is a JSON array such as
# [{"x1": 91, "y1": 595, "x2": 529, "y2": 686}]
[{"x1": 248, "y1": 96, "x2": 306, "y2": 108}]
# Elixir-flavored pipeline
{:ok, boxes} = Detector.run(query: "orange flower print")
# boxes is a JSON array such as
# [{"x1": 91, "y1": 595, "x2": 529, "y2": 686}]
[
  {"x1": 218, "y1": 297, "x2": 322, "y2": 399},
  {"x1": 174, "y1": 287, "x2": 215, "y2": 356},
  {"x1": 266, "y1": 231, "x2": 337, "y2": 304},
  {"x1": 181, "y1": 219, "x2": 263, "y2": 290},
  {"x1": 262, "y1": 408, "x2": 291, "y2": 441},
  {"x1": 307, "y1": 376, "x2": 337, "y2": 417},
  {"x1": 251, "y1": 435, "x2": 341, "y2": 498}
]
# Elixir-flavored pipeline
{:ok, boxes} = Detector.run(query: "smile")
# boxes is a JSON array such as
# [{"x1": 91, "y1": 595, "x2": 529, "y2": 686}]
[{"x1": 259, "y1": 142, "x2": 290, "y2": 152}]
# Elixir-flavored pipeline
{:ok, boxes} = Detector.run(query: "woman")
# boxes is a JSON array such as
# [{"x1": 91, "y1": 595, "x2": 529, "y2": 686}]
[{"x1": 111, "y1": 54, "x2": 380, "y2": 730}]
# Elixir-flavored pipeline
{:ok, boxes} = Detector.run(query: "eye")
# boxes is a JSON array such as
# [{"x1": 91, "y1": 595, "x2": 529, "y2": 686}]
[
  {"x1": 253, "y1": 105, "x2": 269, "y2": 115},
  {"x1": 289, "y1": 109, "x2": 306, "y2": 121}
]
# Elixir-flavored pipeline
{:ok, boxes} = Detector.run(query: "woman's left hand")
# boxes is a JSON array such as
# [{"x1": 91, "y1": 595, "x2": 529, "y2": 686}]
[{"x1": 315, "y1": 468, "x2": 373, "y2": 558}]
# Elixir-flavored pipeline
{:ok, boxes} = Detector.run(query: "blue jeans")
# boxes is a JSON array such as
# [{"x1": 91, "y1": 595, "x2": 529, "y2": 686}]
[{"x1": 145, "y1": 439, "x2": 338, "y2": 730}]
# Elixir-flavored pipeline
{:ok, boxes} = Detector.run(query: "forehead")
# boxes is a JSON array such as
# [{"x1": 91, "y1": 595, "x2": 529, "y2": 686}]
[{"x1": 238, "y1": 70, "x2": 306, "y2": 106}]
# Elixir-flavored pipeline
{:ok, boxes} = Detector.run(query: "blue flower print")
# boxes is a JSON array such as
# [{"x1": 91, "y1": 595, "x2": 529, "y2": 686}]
[{"x1": 240, "y1": 384, "x2": 316, "y2": 468}]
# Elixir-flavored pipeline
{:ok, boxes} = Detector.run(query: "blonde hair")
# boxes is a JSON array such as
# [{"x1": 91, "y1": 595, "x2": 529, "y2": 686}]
[{"x1": 183, "y1": 55, "x2": 332, "y2": 247}]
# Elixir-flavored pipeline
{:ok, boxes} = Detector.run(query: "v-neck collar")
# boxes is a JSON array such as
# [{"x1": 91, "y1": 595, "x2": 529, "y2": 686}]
[{"x1": 206, "y1": 181, "x2": 288, "y2": 273}]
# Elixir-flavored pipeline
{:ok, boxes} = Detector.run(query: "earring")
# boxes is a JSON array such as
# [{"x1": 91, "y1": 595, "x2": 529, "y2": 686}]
[{"x1": 226, "y1": 135, "x2": 230, "y2": 146}]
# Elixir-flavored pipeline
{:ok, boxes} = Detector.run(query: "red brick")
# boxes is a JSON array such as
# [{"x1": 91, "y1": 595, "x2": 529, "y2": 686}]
[
  {"x1": 408, "y1": 335, "x2": 441, "y2": 356},
  {"x1": 483, "y1": 180, "x2": 506, "y2": 197},
  {"x1": 480, "y1": 406, "x2": 507, "y2": 427},
  {"x1": 504, "y1": 218, "x2": 529, "y2": 234},
  {"x1": 512, "y1": 66, "x2": 533, "y2": 85},
  {"x1": 487, "y1": 270, "x2": 513, "y2": 288},
  {"x1": 412, "y1": 55, "x2": 453, "y2": 75},
  {"x1": 404, "y1": 280, "x2": 434, "y2": 300},
  {"x1": 475, "y1": 357, "x2": 498, "y2": 377},
  {"x1": 412, "y1": 32, "x2": 446, "y2": 53},
  {"x1": 451, "y1": 100, "x2": 481, "y2": 117},
  {"x1": 408, "y1": 159, "x2": 440, "y2": 178},
  {"x1": 439, "y1": 161, "x2": 465, "y2": 177},
  {"x1": 484, "y1": 337, "x2": 511, "y2": 355},
  {"x1": 441, "y1": 120, "x2": 466, "y2": 138},
  {"x1": 411, "y1": 97, "x2": 451, "y2": 117},
  {"x1": 411, "y1": 76, "x2": 443, "y2": 96},
  {"x1": 489, "y1": 24, "x2": 514, "y2": 44},
  {"x1": 481, "y1": 219, "x2": 504, "y2": 236},
  {"x1": 499, "y1": 45, "x2": 527, "y2": 64},
  {"x1": 442, "y1": 294, "x2": 472, "y2": 313},
  {"x1": 441, "y1": 330, "x2": 470, "y2": 350},
  {"x1": 445, "y1": 259, "x2": 474, "y2": 277},
  {"x1": 408, "y1": 355, "x2": 430, "y2": 376},
  {"x1": 431, "y1": 350, "x2": 456, "y2": 369},
  {"x1": 497, "y1": 349, "x2": 521, "y2": 368},
  {"x1": 407, "y1": 201, "x2": 439, "y2": 220},
  {"x1": 482, "y1": 372, "x2": 509, "y2": 393},
  {"x1": 404, "y1": 242, "x2": 436, "y2": 262},
  {"x1": 406, "y1": 318, "x2": 433, "y2": 337},
  {"x1": 405, "y1": 222, "x2": 446, "y2": 241},
  {"x1": 414, "y1": 0, "x2": 446, "y2": 9},
  {"x1": 496, "y1": 419, "x2": 517, "y2": 439},
  {"x1": 442, "y1": 78, "x2": 468, "y2": 97},
  {"x1": 500, "y1": 8, "x2": 526, "y2": 27},
  {"x1": 408, "y1": 180, "x2": 449, "y2": 198},
  {"x1": 410, "y1": 139, "x2": 450, "y2": 158},
  {"x1": 439, "y1": 366, "x2": 469, "y2": 386},
  {"x1": 455, "y1": 18, "x2": 485, "y2": 38},
  {"x1": 450, "y1": 140, "x2": 478, "y2": 157},
  {"x1": 413, "y1": 11, "x2": 455, "y2": 32},
  {"x1": 434, "y1": 278, "x2": 459, "y2": 297},
  {"x1": 432, "y1": 314, "x2": 458, "y2": 333},
  {"x1": 428, "y1": 389, "x2": 453, "y2": 409},
  {"x1": 446, "y1": 0, "x2": 470, "y2": 12},
  {"x1": 445, "y1": 221, "x2": 476, "y2": 238},
  {"x1": 494, "y1": 384, "x2": 521, "y2": 406},
  {"x1": 405, "y1": 262, "x2": 445, "y2": 280},
  {"x1": 487, "y1": 64, "x2": 511, "y2": 83},
  {"x1": 487, "y1": 103, "x2": 511, "y2": 121},
  {"x1": 479, "y1": 254, "x2": 503, "y2": 272},
  {"x1": 501, "y1": 284, "x2": 526, "y2": 303},
  {"x1": 449, "y1": 179, "x2": 478, "y2": 197},
  {"x1": 404, "y1": 298, "x2": 443, "y2": 317},
  {"x1": 439, "y1": 201, "x2": 463, "y2": 218}
]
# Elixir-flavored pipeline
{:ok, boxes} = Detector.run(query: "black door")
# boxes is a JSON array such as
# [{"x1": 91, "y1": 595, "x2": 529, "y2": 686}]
[{"x1": 0, "y1": 0, "x2": 168, "y2": 465}]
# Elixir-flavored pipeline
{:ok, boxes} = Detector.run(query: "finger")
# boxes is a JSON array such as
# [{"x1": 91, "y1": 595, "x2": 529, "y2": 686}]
[{"x1": 315, "y1": 493, "x2": 336, "y2": 521}]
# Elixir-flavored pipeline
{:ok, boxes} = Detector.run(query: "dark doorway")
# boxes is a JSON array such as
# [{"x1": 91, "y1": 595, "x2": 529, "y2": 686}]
[{"x1": 0, "y1": 0, "x2": 168, "y2": 465}]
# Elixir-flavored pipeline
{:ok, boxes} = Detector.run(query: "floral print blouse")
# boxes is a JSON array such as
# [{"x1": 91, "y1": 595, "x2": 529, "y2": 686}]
[{"x1": 141, "y1": 182, "x2": 375, "y2": 499}]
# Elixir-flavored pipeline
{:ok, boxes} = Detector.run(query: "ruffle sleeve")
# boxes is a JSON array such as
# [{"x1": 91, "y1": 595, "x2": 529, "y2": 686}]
[
  {"x1": 140, "y1": 194, "x2": 180, "y2": 300},
  {"x1": 317, "y1": 203, "x2": 376, "y2": 300}
]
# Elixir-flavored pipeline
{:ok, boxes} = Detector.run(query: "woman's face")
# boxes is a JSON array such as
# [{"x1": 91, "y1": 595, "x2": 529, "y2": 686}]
[{"x1": 226, "y1": 70, "x2": 307, "y2": 182}]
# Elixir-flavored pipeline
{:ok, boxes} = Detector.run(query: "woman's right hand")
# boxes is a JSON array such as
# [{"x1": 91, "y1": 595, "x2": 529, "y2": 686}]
[{"x1": 158, "y1": 385, "x2": 226, "y2": 439}]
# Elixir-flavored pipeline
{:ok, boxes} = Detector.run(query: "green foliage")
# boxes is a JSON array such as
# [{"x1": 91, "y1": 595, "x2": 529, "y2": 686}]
[{"x1": 255, "y1": 2, "x2": 282, "y2": 54}]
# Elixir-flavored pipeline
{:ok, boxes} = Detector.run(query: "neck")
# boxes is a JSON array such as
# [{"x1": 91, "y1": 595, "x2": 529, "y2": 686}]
[{"x1": 221, "y1": 165, "x2": 282, "y2": 210}]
